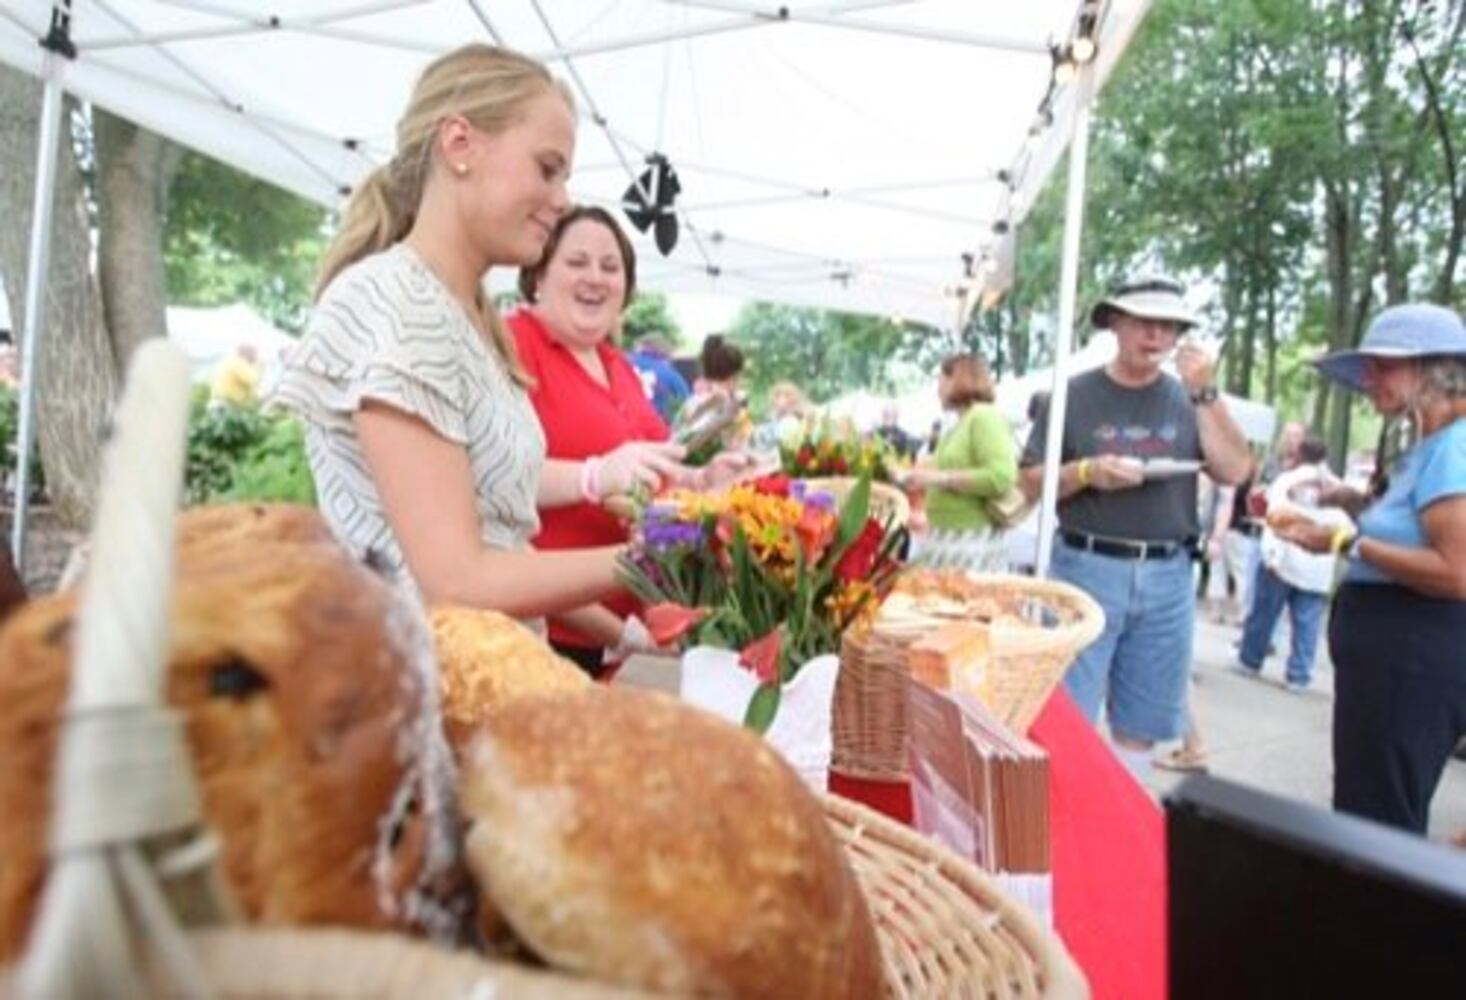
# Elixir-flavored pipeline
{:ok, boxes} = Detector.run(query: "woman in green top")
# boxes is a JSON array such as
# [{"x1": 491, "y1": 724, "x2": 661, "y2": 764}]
[{"x1": 902, "y1": 354, "x2": 1018, "y2": 571}]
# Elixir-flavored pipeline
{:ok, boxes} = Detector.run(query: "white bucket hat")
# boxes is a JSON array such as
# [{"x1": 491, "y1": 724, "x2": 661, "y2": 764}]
[{"x1": 1090, "y1": 276, "x2": 1199, "y2": 331}]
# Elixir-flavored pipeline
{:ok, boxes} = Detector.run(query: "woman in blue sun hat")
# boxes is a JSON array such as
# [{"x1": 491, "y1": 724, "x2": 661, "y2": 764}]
[{"x1": 1273, "y1": 302, "x2": 1466, "y2": 833}]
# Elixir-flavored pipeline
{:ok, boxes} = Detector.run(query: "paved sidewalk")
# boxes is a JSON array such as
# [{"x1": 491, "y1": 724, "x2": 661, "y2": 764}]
[{"x1": 1142, "y1": 612, "x2": 1466, "y2": 839}]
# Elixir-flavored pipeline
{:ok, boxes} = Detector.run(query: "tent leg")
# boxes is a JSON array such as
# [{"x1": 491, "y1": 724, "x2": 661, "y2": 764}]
[
  {"x1": 10, "y1": 51, "x2": 67, "y2": 573},
  {"x1": 1034, "y1": 68, "x2": 1095, "y2": 578}
]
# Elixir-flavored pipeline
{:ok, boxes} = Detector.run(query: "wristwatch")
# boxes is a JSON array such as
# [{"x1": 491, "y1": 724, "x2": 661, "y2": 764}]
[{"x1": 1190, "y1": 384, "x2": 1220, "y2": 406}]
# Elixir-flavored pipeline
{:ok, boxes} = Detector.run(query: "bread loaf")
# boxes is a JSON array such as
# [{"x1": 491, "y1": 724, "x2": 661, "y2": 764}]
[
  {"x1": 460, "y1": 687, "x2": 884, "y2": 998},
  {"x1": 175, "y1": 501, "x2": 337, "y2": 553},
  {"x1": 908, "y1": 620, "x2": 991, "y2": 689},
  {"x1": 431, "y1": 606, "x2": 589, "y2": 758},
  {"x1": 0, "y1": 526, "x2": 467, "y2": 959}
]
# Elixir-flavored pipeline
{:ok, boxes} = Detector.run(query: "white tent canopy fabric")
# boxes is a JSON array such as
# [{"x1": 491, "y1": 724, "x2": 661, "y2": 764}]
[
  {"x1": 1, "y1": 0, "x2": 1146, "y2": 327},
  {"x1": 2, "y1": 0, "x2": 1154, "y2": 572},
  {"x1": 166, "y1": 303, "x2": 297, "y2": 383},
  {"x1": 994, "y1": 331, "x2": 1279, "y2": 445}
]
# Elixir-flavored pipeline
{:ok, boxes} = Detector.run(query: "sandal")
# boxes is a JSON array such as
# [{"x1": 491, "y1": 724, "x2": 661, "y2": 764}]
[{"x1": 1154, "y1": 747, "x2": 1210, "y2": 773}]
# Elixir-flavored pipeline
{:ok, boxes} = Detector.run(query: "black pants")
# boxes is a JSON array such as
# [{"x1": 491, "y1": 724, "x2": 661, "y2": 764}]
[
  {"x1": 552, "y1": 640, "x2": 606, "y2": 680},
  {"x1": 1329, "y1": 582, "x2": 1466, "y2": 833}
]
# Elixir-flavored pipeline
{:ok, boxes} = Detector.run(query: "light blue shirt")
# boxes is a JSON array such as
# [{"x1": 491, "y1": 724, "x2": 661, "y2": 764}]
[{"x1": 1346, "y1": 419, "x2": 1466, "y2": 585}]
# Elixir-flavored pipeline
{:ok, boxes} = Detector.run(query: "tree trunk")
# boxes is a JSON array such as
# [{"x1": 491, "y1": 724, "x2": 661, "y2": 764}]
[
  {"x1": 0, "y1": 65, "x2": 118, "y2": 535},
  {"x1": 1264, "y1": 282, "x2": 1278, "y2": 405},
  {"x1": 95, "y1": 110, "x2": 181, "y2": 367}
]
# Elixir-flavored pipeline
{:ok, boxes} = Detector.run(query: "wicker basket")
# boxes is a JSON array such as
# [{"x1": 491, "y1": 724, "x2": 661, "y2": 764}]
[
  {"x1": 833, "y1": 573, "x2": 1105, "y2": 780},
  {"x1": 38, "y1": 793, "x2": 1083, "y2": 999},
  {"x1": 11, "y1": 347, "x2": 1084, "y2": 998},
  {"x1": 833, "y1": 624, "x2": 923, "y2": 781},
  {"x1": 800, "y1": 475, "x2": 912, "y2": 529}
]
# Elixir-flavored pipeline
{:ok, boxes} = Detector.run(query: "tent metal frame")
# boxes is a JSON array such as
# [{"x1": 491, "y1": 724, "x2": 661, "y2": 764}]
[{"x1": 7, "y1": 0, "x2": 1151, "y2": 571}]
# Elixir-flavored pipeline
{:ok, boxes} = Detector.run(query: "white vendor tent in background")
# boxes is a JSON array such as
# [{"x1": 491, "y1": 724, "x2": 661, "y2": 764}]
[
  {"x1": 2, "y1": 0, "x2": 1152, "y2": 569},
  {"x1": 166, "y1": 303, "x2": 297, "y2": 384},
  {"x1": 995, "y1": 331, "x2": 1278, "y2": 445}
]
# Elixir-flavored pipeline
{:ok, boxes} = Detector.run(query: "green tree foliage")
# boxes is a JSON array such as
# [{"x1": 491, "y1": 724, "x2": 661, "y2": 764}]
[
  {"x1": 622, "y1": 291, "x2": 683, "y2": 347},
  {"x1": 989, "y1": 0, "x2": 1462, "y2": 462},
  {"x1": 726, "y1": 303, "x2": 911, "y2": 408},
  {"x1": 165, "y1": 152, "x2": 328, "y2": 332},
  {"x1": 183, "y1": 386, "x2": 316, "y2": 506}
]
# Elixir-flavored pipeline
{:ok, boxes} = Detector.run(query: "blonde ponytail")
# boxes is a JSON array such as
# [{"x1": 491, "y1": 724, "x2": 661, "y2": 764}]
[{"x1": 314, "y1": 165, "x2": 412, "y2": 300}]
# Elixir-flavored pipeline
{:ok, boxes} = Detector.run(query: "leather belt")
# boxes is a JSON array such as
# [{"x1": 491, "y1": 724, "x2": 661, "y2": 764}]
[{"x1": 1060, "y1": 530, "x2": 1196, "y2": 561}]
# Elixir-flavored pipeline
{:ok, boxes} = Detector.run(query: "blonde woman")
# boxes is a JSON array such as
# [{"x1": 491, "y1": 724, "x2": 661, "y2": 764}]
[{"x1": 274, "y1": 45, "x2": 685, "y2": 627}]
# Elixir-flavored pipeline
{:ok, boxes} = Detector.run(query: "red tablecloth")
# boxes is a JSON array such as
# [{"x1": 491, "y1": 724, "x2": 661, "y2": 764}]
[{"x1": 829, "y1": 690, "x2": 1165, "y2": 1000}]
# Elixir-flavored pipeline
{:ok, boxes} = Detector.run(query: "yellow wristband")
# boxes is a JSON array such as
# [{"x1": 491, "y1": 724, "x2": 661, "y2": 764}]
[
  {"x1": 1076, "y1": 459, "x2": 1093, "y2": 488},
  {"x1": 1330, "y1": 526, "x2": 1356, "y2": 555}
]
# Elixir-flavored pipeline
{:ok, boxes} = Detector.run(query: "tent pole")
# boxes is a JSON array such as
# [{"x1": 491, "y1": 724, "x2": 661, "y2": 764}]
[
  {"x1": 10, "y1": 46, "x2": 68, "y2": 573},
  {"x1": 1034, "y1": 66, "x2": 1096, "y2": 578}
]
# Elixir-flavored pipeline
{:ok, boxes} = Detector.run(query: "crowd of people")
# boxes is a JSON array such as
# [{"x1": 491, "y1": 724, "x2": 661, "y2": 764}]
[{"x1": 202, "y1": 40, "x2": 1458, "y2": 839}]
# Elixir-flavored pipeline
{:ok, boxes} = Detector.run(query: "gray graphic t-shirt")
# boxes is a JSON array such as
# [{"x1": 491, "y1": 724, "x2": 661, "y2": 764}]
[{"x1": 1021, "y1": 368, "x2": 1201, "y2": 541}]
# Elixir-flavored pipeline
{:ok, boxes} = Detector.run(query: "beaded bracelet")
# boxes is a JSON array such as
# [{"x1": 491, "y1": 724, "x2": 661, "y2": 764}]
[{"x1": 581, "y1": 456, "x2": 603, "y2": 503}]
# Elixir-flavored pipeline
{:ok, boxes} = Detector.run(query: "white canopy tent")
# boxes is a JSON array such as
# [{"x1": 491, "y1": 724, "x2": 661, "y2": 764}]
[
  {"x1": 165, "y1": 302, "x2": 297, "y2": 383},
  {"x1": 2, "y1": 0, "x2": 1153, "y2": 570},
  {"x1": 995, "y1": 330, "x2": 1279, "y2": 445}
]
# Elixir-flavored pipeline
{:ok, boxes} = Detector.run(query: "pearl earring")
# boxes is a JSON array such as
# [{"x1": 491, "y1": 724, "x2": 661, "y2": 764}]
[{"x1": 453, "y1": 163, "x2": 468, "y2": 176}]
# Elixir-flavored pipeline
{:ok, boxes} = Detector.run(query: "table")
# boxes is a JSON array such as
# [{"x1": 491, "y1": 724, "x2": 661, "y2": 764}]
[{"x1": 830, "y1": 690, "x2": 1165, "y2": 1000}]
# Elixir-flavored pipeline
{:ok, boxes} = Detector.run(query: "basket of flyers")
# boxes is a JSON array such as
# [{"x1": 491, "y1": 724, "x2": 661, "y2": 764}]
[
  {"x1": 0, "y1": 343, "x2": 1086, "y2": 999},
  {"x1": 834, "y1": 569, "x2": 1105, "y2": 780}
]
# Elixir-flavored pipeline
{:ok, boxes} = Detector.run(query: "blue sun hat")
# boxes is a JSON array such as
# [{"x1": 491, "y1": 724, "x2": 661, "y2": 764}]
[{"x1": 1313, "y1": 303, "x2": 1466, "y2": 392}]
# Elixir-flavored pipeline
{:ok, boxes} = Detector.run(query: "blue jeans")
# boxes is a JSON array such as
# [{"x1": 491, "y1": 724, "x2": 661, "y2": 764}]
[
  {"x1": 1050, "y1": 541, "x2": 1194, "y2": 743},
  {"x1": 1239, "y1": 566, "x2": 1326, "y2": 685}
]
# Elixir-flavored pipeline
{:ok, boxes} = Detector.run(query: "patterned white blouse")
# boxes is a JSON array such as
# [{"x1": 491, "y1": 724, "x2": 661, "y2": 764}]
[{"x1": 273, "y1": 243, "x2": 546, "y2": 587}]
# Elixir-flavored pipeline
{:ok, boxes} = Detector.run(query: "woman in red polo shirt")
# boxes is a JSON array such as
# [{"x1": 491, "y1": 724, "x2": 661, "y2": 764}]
[{"x1": 507, "y1": 206, "x2": 673, "y2": 676}]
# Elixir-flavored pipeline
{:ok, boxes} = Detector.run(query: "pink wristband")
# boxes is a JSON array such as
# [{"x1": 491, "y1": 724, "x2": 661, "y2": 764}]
[{"x1": 581, "y1": 456, "x2": 603, "y2": 503}]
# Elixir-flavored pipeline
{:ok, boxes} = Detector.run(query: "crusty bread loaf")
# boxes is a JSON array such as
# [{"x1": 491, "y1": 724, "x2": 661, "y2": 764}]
[
  {"x1": 174, "y1": 501, "x2": 337, "y2": 554},
  {"x1": 908, "y1": 621, "x2": 991, "y2": 689},
  {"x1": 460, "y1": 687, "x2": 884, "y2": 998},
  {"x1": 431, "y1": 606, "x2": 589, "y2": 758},
  {"x1": 0, "y1": 528, "x2": 467, "y2": 960}
]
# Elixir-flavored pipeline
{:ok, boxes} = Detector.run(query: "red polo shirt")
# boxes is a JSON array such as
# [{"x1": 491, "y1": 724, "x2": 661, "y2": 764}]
[{"x1": 508, "y1": 308, "x2": 669, "y2": 648}]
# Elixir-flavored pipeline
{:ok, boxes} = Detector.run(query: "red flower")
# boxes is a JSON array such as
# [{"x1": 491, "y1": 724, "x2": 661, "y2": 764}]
[
  {"x1": 834, "y1": 518, "x2": 885, "y2": 583},
  {"x1": 831, "y1": 455, "x2": 849, "y2": 474},
  {"x1": 797, "y1": 446, "x2": 814, "y2": 468},
  {"x1": 739, "y1": 629, "x2": 782, "y2": 685},
  {"x1": 752, "y1": 473, "x2": 792, "y2": 497},
  {"x1": 795, "y1": 506, "x2": 837, "y2": 563},
  {"x1": 643, "y1": 603, "x2": 707, "y2": 646}
]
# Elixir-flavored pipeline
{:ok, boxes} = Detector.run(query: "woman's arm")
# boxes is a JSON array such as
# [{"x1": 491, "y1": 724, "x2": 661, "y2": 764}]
[
  {"x1": 918, "y1": 408, "x2": 1017, "y2": 497},
  {"x1": 536, "y1": 443, "x2": 688, "y2": 509},
  {"x1": 1278, "y1": 495, "x2": 1466, "y2": 600},
  {"x1": 1356, "y1": 496, "x2": 1466, "y2": 600},
  {"x1": 356, "y1": 402, "x2": 622, "y2": 616},
  {"x1": 552, "y1": 604, "x2": 626, "y2": 647}
]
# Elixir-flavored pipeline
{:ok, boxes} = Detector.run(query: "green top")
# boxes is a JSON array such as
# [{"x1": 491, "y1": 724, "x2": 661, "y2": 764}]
[{"x1": 924, "y1": 403, "x2": 1018, "y2": 532}]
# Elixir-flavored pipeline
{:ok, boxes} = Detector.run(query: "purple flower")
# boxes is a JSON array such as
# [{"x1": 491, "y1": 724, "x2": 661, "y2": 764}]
[
  {"x1": 643, "y1": 509, "x2": 705, "y2": 551},
  {"x1": 805, "y1": 490, "x2": 835, "y2": 512}
]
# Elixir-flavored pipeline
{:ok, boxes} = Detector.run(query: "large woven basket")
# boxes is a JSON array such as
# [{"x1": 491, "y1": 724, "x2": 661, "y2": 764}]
[
  {"x1": 11, "y1": 346, "x2": 1084, "y2": 998},
  {"x1": 801, "y1": 475, "x2": 911, "y2": 529},
  {"x1": 833, "y1": 574, "x2": 1105, "y2": 780},
  {"x1": 834, "y1": 624, "x2": 924, "y2": 781},
  {"x1": 13, "y1": 793, "x2": 1083, "y2": 998}
]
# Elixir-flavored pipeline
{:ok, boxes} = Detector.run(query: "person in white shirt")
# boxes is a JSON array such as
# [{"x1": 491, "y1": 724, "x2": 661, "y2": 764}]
[{"x1": 1236, "y1": 435, "x2": 1349, "y2": 690}]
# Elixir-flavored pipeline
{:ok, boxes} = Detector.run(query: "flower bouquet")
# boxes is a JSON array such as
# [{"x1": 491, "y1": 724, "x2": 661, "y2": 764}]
[
  {"x1": 618, "y1": 473, "x2": 906, "y2": 744},
  {"x1": 780, "y1": 416, "x2": 898, "y2": 482}
]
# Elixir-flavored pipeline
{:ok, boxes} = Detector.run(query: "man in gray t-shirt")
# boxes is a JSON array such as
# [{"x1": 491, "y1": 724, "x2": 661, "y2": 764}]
[
  {"x1": 1022, "y1": 367, "x2": 1202, "y2": 542},
  {"x1": 1019, "y1": 277, "x2": 1253, "y2": 775}
]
